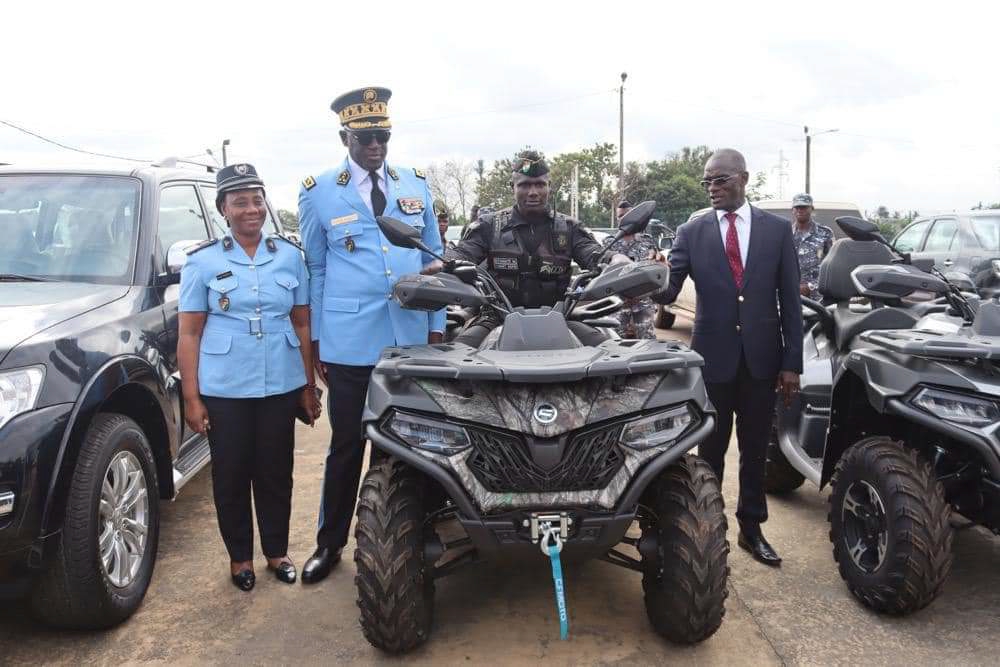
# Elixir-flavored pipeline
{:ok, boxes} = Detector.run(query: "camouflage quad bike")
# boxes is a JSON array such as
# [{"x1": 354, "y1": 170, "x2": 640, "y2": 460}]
[{"x1": 353, "y1": 207, "x2": 729, "y2": 653}]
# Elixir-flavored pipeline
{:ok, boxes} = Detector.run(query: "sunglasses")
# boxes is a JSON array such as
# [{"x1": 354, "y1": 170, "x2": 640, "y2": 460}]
[
  {"x1": 347, "y1": 129, "x2": 391, "y2": 146},
  {"x1": 699, "y1": 174, "x2": 737, "y2": 190}
]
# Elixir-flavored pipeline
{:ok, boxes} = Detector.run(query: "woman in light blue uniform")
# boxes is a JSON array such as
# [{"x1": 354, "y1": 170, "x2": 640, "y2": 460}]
[{"x1": 178, "y1": 163, "x2": 321, "y2": 591}]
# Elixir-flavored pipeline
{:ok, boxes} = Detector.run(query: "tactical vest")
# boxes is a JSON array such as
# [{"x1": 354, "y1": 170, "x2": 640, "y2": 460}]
[{"x1": 485, "y1": 209, "x2": 573, "y2": 308}]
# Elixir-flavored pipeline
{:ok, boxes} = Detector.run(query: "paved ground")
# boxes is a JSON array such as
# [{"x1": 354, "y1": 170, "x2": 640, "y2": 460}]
[{"x1": 3, "y1": 311, "x2": 999, "y2": 665}]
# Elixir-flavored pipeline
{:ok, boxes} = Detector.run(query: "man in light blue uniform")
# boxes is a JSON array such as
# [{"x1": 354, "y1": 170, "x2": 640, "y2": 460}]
[{"x1": 298, "y1": 86, "x2": 445, "y2": 583}]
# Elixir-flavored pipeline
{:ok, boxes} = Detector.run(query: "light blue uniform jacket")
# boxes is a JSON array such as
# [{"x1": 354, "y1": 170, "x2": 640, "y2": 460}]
[
  {"x1": 298, "y1": 159, "x2": 446, "y2": 366},
  {"x1": 179, "y1": 234, "x2": 309, "y2": 398}
]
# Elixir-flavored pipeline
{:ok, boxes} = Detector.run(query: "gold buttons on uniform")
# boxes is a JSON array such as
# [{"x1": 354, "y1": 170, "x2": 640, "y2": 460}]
[
  {"x1": 736, "y1": 325, "x2": 742, "y2": 332},
  {"x1": 382, "y1": 246, "x2": 389, "y2": 253},
  {"x1": 385, "y1": 269, "x2": 392, "y2": 276},
  {"x1": 738, "y1": 295, "x2": 744, "y2": 302}
]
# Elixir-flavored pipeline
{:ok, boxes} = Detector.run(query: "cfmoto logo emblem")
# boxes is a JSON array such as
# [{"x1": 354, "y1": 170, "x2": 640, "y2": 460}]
[{"x1": 534, "y1": 403, "x2": 558, "y2": 424}]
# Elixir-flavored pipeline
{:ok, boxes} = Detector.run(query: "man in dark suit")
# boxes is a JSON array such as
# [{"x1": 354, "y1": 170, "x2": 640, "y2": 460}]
[{"x1": 660, "y1": 148, "x2": 802, "y2": 566}]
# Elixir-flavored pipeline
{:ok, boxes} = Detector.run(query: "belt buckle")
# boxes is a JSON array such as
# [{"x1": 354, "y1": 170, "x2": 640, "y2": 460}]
[{"x1": 249, "y1": 317, "x2": 263, "y2": 338}]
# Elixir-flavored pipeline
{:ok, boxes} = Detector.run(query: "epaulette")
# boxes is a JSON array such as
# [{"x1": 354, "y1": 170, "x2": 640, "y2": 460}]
[
  {"x1": 413, "y1": 168, "x2": 426, "y2": 180},
  {"x1": 387, "y1": 167, "x2": 399, "y2": 181},
  {"x1": 337, "y1": 170, "x2": 351, "y2": 186},
  {"x1": 186, "y1": 238, "x2": 218, "y2": 255},
  {"x1": 302, "y1": 175, "x2": 316, "y2": 190},
  {"x1": 270, "y1": 234, "x2": 303, "y2": 251}
]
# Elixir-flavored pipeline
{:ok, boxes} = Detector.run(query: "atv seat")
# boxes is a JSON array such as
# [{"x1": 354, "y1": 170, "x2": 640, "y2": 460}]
[
  {"x1": 832, "y1": 304, "x2": 918, "y2": 349},
  {"x1": 819, "y1": 239, "x2": 918, "y2": 348}
]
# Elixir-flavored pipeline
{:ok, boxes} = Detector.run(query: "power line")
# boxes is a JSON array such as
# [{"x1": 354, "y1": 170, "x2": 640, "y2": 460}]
[{"x1": 1, "y1": 119, "x2": 151, "y2": 162}]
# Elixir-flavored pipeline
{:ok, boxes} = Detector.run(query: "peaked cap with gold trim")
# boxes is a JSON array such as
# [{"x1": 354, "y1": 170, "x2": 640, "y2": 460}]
[{"x1": 330, "y1": 87, "x2": 392, "y2": 130}]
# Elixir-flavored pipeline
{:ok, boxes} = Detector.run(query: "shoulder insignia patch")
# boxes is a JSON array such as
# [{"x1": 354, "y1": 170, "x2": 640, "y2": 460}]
[
  {"x1": 413, "y1": 168, "x2": 426, "y2": 180},
  {"x1": 222, "y1": 236, "x2": 234, "y2": 251},
  {"x1": 337, "y1": 170, "x2": 351, "y2": 186},
  {"x1": 387, "y1": 167, "x2": 399, "y2": 181},
  {"x1": 185, "y1": 238, "x2": 218, "y2": 255},
  {"x1": 302, "y1": 175, "x2": 316, "y2": 190}
]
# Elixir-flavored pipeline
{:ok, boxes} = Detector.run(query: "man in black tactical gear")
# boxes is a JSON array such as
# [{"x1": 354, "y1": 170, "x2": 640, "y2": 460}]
[{"x1": 445, "y1": 150, "x2": 606, "y2": 347}]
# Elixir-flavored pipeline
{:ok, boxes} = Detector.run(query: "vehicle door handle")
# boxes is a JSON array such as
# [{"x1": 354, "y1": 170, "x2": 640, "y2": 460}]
[{"x1": 942, "y1": 259, "x2": 954, "y2": 267}]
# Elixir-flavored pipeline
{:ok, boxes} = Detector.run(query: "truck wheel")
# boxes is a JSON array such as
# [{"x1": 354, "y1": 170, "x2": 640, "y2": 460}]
[
  {"x1": 654, "y1": 305, "x2": 676, "y2": 330},
  {"x1": 828, "y1": 437, "x2": 952, "y2": 614},
  {"x1": 31, "y1": 413, "x2": 160, "y2": 629},
  {"x1": 354, "y1": 457, "x2": 434, "y2": 653},
  {"x1": 764, "y1": 421, "x2": 805, "y2": 494},
  {"x1": 642, "y1": 454, "x2": 729, "y2": 643}
]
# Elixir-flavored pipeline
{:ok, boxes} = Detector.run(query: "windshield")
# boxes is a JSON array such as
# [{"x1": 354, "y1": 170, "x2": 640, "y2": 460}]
[
  {"x1": 971, "y1": 217, "x2": 1000, "y2": 252},
  {"x1": 0, "y1": 174, "x2": 140, "y2": 283}
]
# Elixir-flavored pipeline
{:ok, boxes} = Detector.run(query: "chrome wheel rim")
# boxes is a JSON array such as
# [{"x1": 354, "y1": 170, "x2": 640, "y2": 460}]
[
  {"x1": 841, "y1": 479, "x2": 888, "y2": 574},
  {"x1": 98, "y1": 451, "x2": 149, "y2": 588}
]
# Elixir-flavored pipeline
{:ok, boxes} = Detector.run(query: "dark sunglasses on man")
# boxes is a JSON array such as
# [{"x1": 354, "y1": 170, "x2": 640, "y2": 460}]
[
  {"x1": 699, "y1": 174, "x2": 738, "y2": 190},
  {"x1": 347, "y1": 129, "x2": 391, "y2": 146}
]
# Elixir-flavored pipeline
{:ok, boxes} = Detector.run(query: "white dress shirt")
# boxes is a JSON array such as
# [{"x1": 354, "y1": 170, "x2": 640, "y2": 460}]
[
  {"x1": 348, "y1": 155, "x2": 388, "y2": 215},
  {"x1": 715, "y1": 200, "x2": 752, "y2": 266}
]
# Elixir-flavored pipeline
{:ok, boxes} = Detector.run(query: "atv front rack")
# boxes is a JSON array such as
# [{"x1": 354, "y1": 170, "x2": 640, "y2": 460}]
[
  {"x1": 374, "y1": 339, "x2": 704, "y2": 383},
  {"x1": 860, "y1": 329, "x2": 1000, "y2": 360}
]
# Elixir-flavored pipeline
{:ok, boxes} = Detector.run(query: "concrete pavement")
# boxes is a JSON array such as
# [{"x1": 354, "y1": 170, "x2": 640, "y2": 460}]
[{"x1": 2, "y1": 312, "x2": 998, "y2": 665}]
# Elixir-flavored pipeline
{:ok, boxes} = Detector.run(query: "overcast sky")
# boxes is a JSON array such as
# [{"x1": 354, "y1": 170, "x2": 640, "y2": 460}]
[{"x1": 3, "y1": 1, "x2": 998, "y2": 217}]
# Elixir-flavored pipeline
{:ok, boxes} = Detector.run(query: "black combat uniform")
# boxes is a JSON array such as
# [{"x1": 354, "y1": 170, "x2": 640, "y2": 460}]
[{"x1": 445, "y1": 205, "x2": 606, "y2": 346}]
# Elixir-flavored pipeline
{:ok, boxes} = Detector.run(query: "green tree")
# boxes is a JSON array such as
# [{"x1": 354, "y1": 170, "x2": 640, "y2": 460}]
[
  {"x1": 277, "y1": 209, "x2": 299, "y2": 232},
  {"x1": 627, "y1": 145, "x2": 714, "y2": 229}
]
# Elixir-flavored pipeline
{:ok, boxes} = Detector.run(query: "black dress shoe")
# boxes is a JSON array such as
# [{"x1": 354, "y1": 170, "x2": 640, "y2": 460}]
[
  {"x1": 268, "y1": 561, "x2": 297, "y2": 584},
  {"x1": 301, "y1": 547, "x2": 342, "y2": 584},
  {"x1": 231, "y1": 568, "x2": 256, "y2": 591},
  {"x1": 738, "y1": 531, "x2": 782, "y2": 567}
]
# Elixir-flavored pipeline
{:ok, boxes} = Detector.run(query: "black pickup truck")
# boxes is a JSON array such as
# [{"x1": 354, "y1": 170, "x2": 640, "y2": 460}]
[{"x1": 0, "y1": 164, "x2": 282, "y2": 627}]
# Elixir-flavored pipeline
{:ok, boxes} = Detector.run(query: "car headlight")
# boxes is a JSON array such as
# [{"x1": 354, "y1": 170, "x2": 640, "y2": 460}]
[
  {"x1": 387, "y1": 412, "x2": 471, "y2": 456},
  {"x1": 0, "y1": 366, "x2": 46, "y2": 430},
  {"x1": 620, "y1": 404, "x2": 698, "y2": 450},
  {"x1": 910, "y1": 387, "x2": 1000, "y2": 428}
]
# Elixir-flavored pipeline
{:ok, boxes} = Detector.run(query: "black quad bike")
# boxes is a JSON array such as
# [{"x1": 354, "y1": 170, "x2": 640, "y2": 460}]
[
  {"x1": 353, "y1": 204, "x2": 729, "y2": 653},
  {"x1": 766, "y1": 216, "x2": 1000, "y2": 615}
]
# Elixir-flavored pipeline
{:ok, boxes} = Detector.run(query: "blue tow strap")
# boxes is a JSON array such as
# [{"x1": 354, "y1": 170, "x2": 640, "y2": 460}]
[{"x1": 544, "y1": 535, "x2": 570, "y2": 640}]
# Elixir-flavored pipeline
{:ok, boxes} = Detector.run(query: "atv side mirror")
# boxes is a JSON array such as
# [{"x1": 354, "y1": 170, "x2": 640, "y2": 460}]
[
  {"x1": 616, "y1": 200, "x2": 657, "y2": 237},
  {"x1": 377, "y1": 216, "x2": 423, "y2": 249},
  {"x1": 836, "y1": 216, "x2": 888, "y2": 245}
]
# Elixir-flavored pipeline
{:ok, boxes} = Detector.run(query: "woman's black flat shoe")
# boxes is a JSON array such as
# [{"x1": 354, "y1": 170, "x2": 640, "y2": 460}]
[
  {"x1": 231, "y1": 569, "x2": 256, "y2": 591},
  {"x1": 268, "y1": 561, "x2": 297, "y2": 584}
]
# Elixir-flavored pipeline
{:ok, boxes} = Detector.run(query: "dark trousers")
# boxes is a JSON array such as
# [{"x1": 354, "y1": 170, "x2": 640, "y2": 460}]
[
  {"x1": 455, "y1": 317, "x2": 608, "y2": 348},
  {"x1": 202, "y1": 389, "x2": 299, "y2": 562},
  {"x1": 316, "y1": 363, "x2": 374, "y2": 550},
  {"x1": 701, "y1": 355, "x2": 777, "y2": 531}
]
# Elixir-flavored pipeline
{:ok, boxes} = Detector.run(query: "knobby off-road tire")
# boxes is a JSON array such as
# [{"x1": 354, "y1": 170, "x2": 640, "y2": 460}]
[
  {"x1": 763, "y1": 421, "x2": 805, "y2": 494},
  {"x1": 31, "y1": 413, "x2": 160, "y2": 629},
  {"x1": 828, "y1": 437, "x2": 953, "y2": 615},
  {"x1": 642, "y1": 454, "x2": 729, "y2": 643},
  {"x1": 354, "y1": 458, "x2": 434, "y2": 653}
]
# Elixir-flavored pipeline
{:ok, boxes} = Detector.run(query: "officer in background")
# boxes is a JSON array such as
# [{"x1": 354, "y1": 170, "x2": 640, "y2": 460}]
[
  {"x1": 298, "y1": 86, "x2": 445, "y2": 583},
  {"x1": 790, "y1": 192, "x2": 834, "y2": 301},
  {"x1": 178, "y1": 164, "x2": 320, "y2": 591},
  {"x1": 446, "y1": 150, "x2": 606, "y2": 347},
  {"x1": 434, "y1": 200, "x2": 452, "y2": 247},
  {"x1": 603, "y1": 199, "x2": 661, "y2": 339}
]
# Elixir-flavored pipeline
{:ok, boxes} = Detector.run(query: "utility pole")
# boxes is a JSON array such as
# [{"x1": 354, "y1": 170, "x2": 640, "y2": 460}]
[
  {"x1": 571, "y1": 163, "x2": 580, "y2": 220},
  {"x1": 803, "y1": 126, "x2": 838, "y2": 194},
  {"x1": 476, "y1": 159, "x2": 484, "y2": 197},
  {"x1": 616, "y1": 72, "x2": 627, "y2": 227},
  {"x1": 221, "y1": 139, "x2": 230, "y2": 167}
]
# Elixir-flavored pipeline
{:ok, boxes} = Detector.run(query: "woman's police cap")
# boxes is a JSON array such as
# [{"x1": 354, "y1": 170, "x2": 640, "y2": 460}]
[
  {"x1": 331, "y1": 87, "x2": 393, "y2": 129},
  {"x1": 215, "y1": 163, "x2": 266, "y2": 213}
]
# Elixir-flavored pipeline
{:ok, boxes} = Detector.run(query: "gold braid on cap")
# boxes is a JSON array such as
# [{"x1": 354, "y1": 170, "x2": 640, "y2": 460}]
[{"x1": 340, "y1": 100, "x2": 391, "y2": 128}]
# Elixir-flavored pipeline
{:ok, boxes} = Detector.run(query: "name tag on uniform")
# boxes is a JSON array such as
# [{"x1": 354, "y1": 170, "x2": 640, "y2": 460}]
[
  {"x1": 397, "y1": 198, "x2": 425, "y2": 215},
  {"x1": 331, "y1": 213, "x2": 359, "y2": 226},
  {"x1": 493, "y1": 257, "x2": 519, "y2": 271}
]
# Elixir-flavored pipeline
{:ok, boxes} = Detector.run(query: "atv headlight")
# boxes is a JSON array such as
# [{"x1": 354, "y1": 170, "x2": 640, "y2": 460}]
[
  {"x1": 910, "y1": 387, "x2": 1000, "y2": 428},
  {"x1": 0, "y1": 366, "x2": 45, "y2": 431},
  {"x1": 387, "y1": 412, "x2": 471, "y2": 456},
  {"x1": 620, "y1": 404, "x2": 698, "y2": 450}
]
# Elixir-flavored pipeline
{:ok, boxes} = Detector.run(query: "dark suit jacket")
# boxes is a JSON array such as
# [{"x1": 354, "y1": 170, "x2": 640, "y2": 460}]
[{"x1": 661, "y1": 206, "x2": 803, "y2": 383}]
